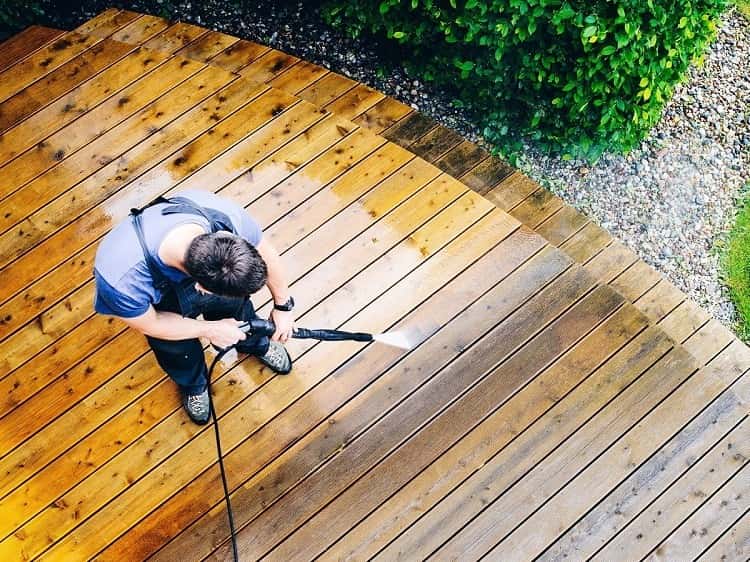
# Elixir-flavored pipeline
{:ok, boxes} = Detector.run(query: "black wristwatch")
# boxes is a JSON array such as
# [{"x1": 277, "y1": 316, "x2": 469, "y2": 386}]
[{"x1": 273, "y1": 295, "x2": 295, "y2": 312}]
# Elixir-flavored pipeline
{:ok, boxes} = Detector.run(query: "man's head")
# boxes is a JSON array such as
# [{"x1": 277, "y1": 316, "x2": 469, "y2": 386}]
[{"x1": 184, "y1": 232, "x2": 267, "y2": 297}]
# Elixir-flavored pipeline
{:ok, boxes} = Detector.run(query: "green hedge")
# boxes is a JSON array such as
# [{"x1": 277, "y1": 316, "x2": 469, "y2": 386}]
[{"x1": 323, "y1": 0, "x2": 727, "y2": 158}]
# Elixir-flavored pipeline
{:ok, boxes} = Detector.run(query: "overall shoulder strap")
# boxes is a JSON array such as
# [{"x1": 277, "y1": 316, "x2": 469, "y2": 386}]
[{"x1": 130, "y1": 211, "x2": 171, "y2": 290}]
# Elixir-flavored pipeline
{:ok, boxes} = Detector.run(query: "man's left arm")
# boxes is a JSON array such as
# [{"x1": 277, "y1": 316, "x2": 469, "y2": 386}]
[{"x1": 255, "y1": 238, "x2": 295, "y2": 343}]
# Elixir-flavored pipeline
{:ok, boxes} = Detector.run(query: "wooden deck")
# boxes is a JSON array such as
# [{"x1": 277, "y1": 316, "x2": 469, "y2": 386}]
[{"x1": 0, "y1": 9, "x2": 748, "y2": 561}]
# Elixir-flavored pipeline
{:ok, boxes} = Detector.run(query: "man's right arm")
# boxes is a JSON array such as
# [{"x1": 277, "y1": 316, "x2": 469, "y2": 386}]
[{"x1": 121, "y1": 305, "x2": 247, "y2": 349}]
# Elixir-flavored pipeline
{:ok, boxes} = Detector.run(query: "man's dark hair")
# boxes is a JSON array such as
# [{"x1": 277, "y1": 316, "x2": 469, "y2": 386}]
[{"x1": 184, "y1": 233, "x2": 267, "y2": 296}]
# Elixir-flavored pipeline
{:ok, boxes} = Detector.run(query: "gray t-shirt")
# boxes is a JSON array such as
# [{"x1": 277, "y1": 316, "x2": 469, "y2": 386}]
[{"x1": 94, "y1": 190, "x2": 262, "y2": 318}]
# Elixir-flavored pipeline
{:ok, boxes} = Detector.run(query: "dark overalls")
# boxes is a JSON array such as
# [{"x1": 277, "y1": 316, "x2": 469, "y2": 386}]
[{"x1": 131, "y1": 197, "x2": 270, "y2": 395}]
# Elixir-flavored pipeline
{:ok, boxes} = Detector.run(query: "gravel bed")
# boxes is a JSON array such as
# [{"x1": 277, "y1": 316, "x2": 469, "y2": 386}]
[{"x1": 59, "y1": 1, "x2": 749, "y2": 333}]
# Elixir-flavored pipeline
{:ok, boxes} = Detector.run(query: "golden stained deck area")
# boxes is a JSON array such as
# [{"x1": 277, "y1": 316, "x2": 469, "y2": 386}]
[{"x1": 0, "y1": 8, "x2": 748, "y2": 561}]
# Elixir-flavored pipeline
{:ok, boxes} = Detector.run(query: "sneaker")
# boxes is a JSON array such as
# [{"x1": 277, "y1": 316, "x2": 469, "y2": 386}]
[
  {"x1": 182, "y1": 387, "x2": 210, "y2": 425},
  {"x1": 258, "y1": 340, "x2": 292, "y2": 374}
]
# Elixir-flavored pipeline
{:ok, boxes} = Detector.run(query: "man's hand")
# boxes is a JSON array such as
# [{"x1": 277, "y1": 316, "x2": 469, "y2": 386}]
[
  {"x1": 202, "y1": 318, "x2": 247, "y2": 349},
  {"x1": 270, "y1": 308, "x2": 295, "y2": 343}
]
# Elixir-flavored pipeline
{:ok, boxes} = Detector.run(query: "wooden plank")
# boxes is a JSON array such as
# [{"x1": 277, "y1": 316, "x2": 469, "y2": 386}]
[
  {"x1": 269, "y1": 60, "x2": 328, "y2": 95},
  {"x1": 0, "y1": 53, "x2": 206, "y2": 201},
  {"x1": 633, "y1": 279, "x2": 685, "y2": 324},
  {"x1": 173, "y1": 30, "x2": 239, "y2": 63},
  {"x1": 207, "y1": 40, "x2": 269, "y2": 74},
  {"x1": 0, "y1": 76, "x2": 278, "y2": 272},
  {"x1": 658, "y1": 299, "x2": 711, "y2": 344},
  {"x1": 578, "y1": 414, "x2": 750, "y2": 561},
  {"x1": 245, "y1": 130, "x2": 389, "y2": 228},
  {"x1": 26, "y1": 206, "x2": 511, "y2": 560},
  {"x1": 0, "y1": 12, "x2": 140, "y2": 103},
  {"x1": 610, "y1": 260, "x2": 662, "y2": 302},
  {"x1": 107, "y1": 224, "x2": 538, "y2": 562},
  {"x1": 296, "y1": 72, "x2": 357, "y2": 109},
  {"x1": 352, "y1": 97, "x2": 412, "y2": 134},
  {"x1": 460, "y1": 155, "x2": 515, "y2": 196},
  {"x1": 0, "y1": 39, "x2": 135, "y2": 133},
  {"x1": 265, "y1": 285, "x2": 627, "y2": 561},
  {"x1": 74, "y1": 9, "x2": 139, "y2": 38},
  {"x1": 323, "y1": 83, "x2": 385, "y2": 122},
  {"x1": 109, "y1": 14, "x2": 170, "y2": 44},
  {"x1": 141, "y1": 22, "x2": 207, "y2": 53},
  {"x1": 510, "y1": 188, "x2": 565, "y2": 229},
  {"x1": 238, "y1": 49, "x2": 300, "y2": 84},
  {"x1": 0, "y1": 26, "x2": 64, "y2": 74},
  {"x1": 484, "y1": 170, "x2": 538, "y2": 210},
  {"x1": 536, "y1": 205, "x2": 589, "y2": 247},
  {"x1": 0, "y1": 164, "x2": 463, "y2": 540},
  {"x1": 433, "y1": 139, "x2": 488, "y2": 179},
  {"x1": 643, "y1": 463, "x2": 749, "y2": 561},
  {"x1": 382, "y1": 111, "x2": 437, "y2": 147},
  {"x1": 697, "y1": 510, "x2": 750, "y2": 561},
  {"x1": 559, "y1": 221, "x2": 613, "y2": 263},
  {"x1": 683, "y1": 319, "x2": 738, "y2": 366},
  {"x1": 378, "y1": 326, "x2": 676, "y2": 560},
  {"x1": 583, "y1": 240, "x2": 639, "y2": 284},
  {"x1": 409, "y1": 125, "x2": 465, "y2": 163},
  {"x1": 324, "y1": 303, "x2": 651, "y2": 561},
  {"x1": 470, "y1": 346, "x2": 747, "y2": 561}
]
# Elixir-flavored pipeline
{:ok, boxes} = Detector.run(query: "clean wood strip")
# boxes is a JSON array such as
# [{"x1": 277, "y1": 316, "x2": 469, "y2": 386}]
[
  {"x1": 658, "y1": 299, "x2": 711, "y2": 343},
  {"x1": 173, "y1": 30, "x2": 239, "y2": 63},
  {"x1": 238, "y1": 49, "x2": 300, "y2": 83},
  {"x1": 433, "y1": 140, "x2": 488, "y2": 179},
  {"x1": 98, "y1": 182, "x2": 516, "y2": 562},
  {"x1": 158, "y1": 235, "x2": 564, "y2": 562},
  {"x1": 0, "y1": 26, "x2": 65, "y2": 74},
  {"x1": 583, "y1": 240, "x2": 638, "y2": 284},
  {"x1": 141, "y1": 22, "x2": 208, "y2": 53},
  {"x1": 268, "y1": 285, "x2": 626, "y2": 561},
  {"x1": 0, "y1": 164, "x2": 461, "y2": 540},
  {"x1": 468, "y1": 345, "x2": 748, "y2": 560},
  {"x1": 696, "y1": 508, "x2": 750, "y2": 561},
  {"x1": 0, "y1": 52, "x2": 206, "y2": 203},
  {"x1": 324, "y1": 303, "x2": 650, "y2": 561},
  {"x1": 633, "y1": 279, "x2": 685, "y2": 324},
  {"x1": 269, "y1": 60, "x2": 329, "y2": 95},
  {"x1": 29, "y1": 207, "x2": 509, "y2": 560},
  {"x1": 0, "y1": 13, "x2": 140, "y2": 103},
  {"x1": 536, "y1": 205, "x2": 589, "y2": 247},
  {"x1": 378, "y1": 325, "x2": 675, "y2": 560},
  {"x1": 409, "y1": 125, "x2": 465, "y2": 163},
  {"x1": 296, "y1": 72, "x2": 358, "y2": 108},
  {"x1": 682, "y1": 319, "x2": 737, "y2": 365},
  {"x1": 323, "y1": 82, "x2": 385, "y2": 122},
  {"x1": 558, "y1": 221, "x2": 613, "y2": 263},
  {"x1": 581, "y1": 414, "x2": 750, "y2": 561},
  {"x1": 484, "y1": 171, "x2": 539, "y2": 210},
  {"x1": 643, "y1": 463, "x2": 749, "y2": 561},
  {"x1": 352, "y1": 97, "x2": 412, "y2": 134},
  {"x1": 77, "y1": 10, "x2": 139, "y2": 39},
  {"x1": 610, "y1": 260, "x2": 662, "y2": 302}
]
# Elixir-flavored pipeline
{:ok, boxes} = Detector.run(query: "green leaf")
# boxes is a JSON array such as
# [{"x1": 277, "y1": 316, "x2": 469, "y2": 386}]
[
  {"x1": 465, "y1": 0, "x2": 478, "y2": 8},
  {"x1": 639, "y1": 77, "x2": 649, "y2": 87},
  {"x1": 601, "y1": 46, "x2": 616, "y2": 56},
  {"x1": 393, "y1": 31, "x2": 406, "y2": 38},
  {"x1": 582, "y1": 25, "x2": 597, "y2": 38}
]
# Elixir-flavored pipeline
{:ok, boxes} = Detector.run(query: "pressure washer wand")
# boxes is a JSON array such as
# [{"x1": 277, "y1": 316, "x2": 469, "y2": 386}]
[{"x1": 239, "y1": 318, "x2": 374, "y2": 343}]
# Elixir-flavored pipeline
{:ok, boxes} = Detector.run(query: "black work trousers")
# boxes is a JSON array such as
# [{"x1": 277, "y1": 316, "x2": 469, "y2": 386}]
[{"x1": 146, "y1": 280, "x2": 270, "y2": 395}]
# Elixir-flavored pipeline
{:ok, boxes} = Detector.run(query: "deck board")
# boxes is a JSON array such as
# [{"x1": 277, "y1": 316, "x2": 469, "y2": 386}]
[
  {"x1": 1, "y1": 13, "x2": 748, "y2": 561},
  {"x1": 0, "y1": 26, "x2": 65, "y2": 73}
]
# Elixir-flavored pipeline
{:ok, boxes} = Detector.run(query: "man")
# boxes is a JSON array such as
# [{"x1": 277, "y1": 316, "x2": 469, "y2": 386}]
[{"x1": 93, "y1": 189, "x2": 295, "y2": 425}]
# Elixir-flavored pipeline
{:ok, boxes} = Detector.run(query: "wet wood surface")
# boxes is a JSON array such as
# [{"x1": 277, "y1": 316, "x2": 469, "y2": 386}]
[{"x1": 0, "y1": 10, "x2": 748, "y2": 561}]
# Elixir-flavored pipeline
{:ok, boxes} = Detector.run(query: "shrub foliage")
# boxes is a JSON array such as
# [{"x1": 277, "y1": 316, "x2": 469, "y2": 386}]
[{"x1": 323, "y1": 0, "x2": 727, "y2": 157}]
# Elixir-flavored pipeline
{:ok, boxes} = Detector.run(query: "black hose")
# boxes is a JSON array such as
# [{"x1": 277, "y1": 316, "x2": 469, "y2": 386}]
[
  {"x1": 207, "y1": 349, "x2": 239, "y2": 562},
  {"x1": 292, "y1": 327, "x2": 373, "y2": 342}
]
